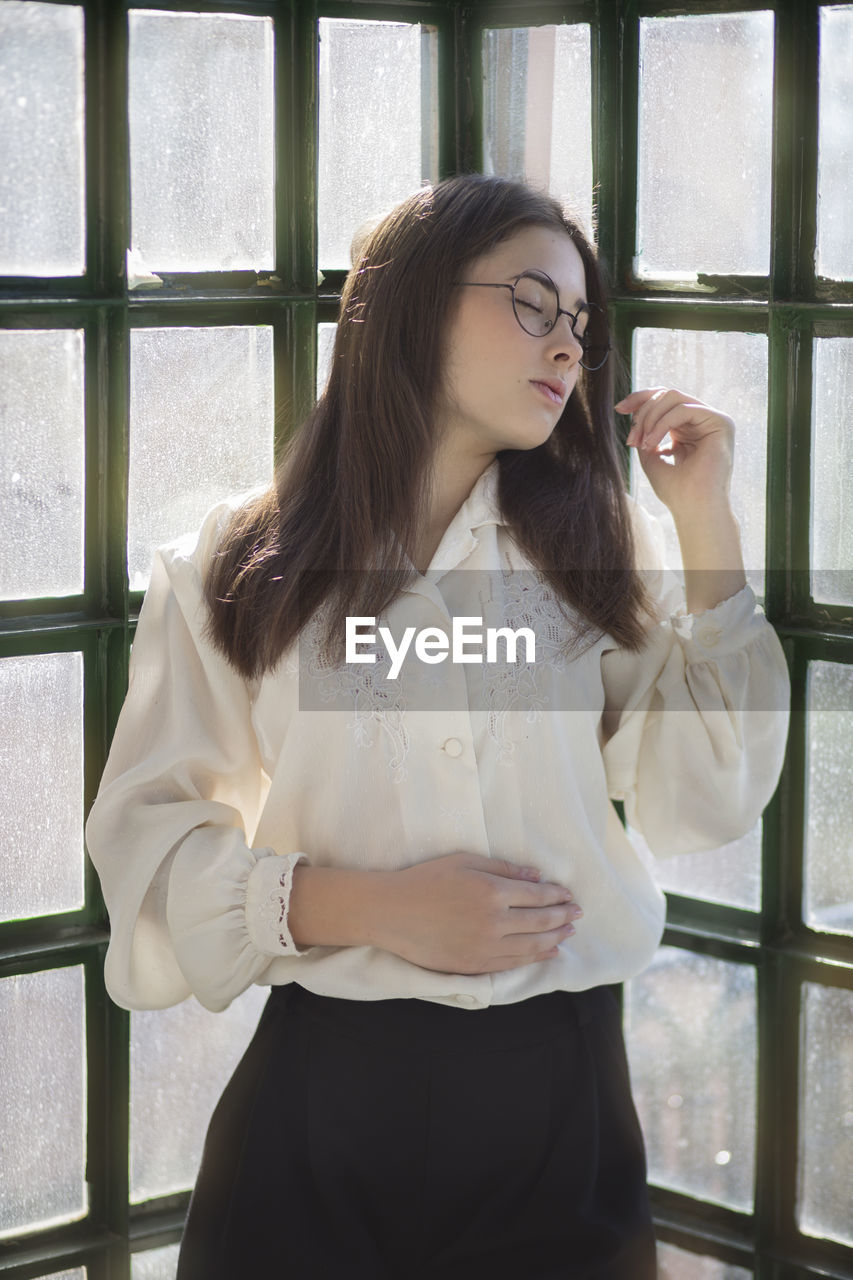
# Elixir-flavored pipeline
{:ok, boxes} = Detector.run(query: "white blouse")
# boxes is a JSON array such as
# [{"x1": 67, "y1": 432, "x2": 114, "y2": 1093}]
[{"x1": 85, "y1": 461, "x2": 790, "y2": 1014}]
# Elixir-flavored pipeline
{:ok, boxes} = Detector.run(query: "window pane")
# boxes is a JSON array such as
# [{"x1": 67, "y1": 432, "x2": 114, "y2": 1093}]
[
  {"x1": 625, "y1": 947, "x2": 756, "y2": 1210},
  {"x1": 817, "y1": 5, "x2": 853, "y2": 279},
  {"x1": 637, "y1": 13, "x2": 773, "y2": 278},
  {"x1": 805, "y1": 661, "x2": 853, "y2": 936},
  {"x1": 130, "y1": 986, "x2": 267, "y2": 1201},
  {"x1": 131, "y1": 1246, "x2": 179, "y2": 1280},
  {"x1": 658, "y1": 1243, "x2": 752, "y2": 1279},
  {"x1": 0, "y1": 967, "x2": 87, "y2": 1237},
  {"x1": 0, "y1": 329, "x2": 85, "y2": 600},
  {"x1": 629, "y1": 821, "x2": 761, "y2": 913},
  {"x1": 42, "y1": 1272, "x2": 87, "y2": 1280},
  {"x1": 799, "y1": 983, "x2": 853, "y2": 1244},
  {"x1": 317, "y1": 322, "x2": 337, "y2": 398},
  {"x1": 0, "y1": 652, "x2": 84, "y2": 922},
  {"x1": 0, "y1": 1, "x2": 85, "y2": 277},
  {"x1": 632, "y1": 328, "x2": 768, "y2": 597},
  {"x1": 482, "y1": 25, "x2": 593, "y2": 239},
  {"x1": 128, "y1": 12, "x2": 275, "y2": 274},
  {"x1": 127, "y1": 326, "x2": 274, "y2": 590},
  {"x1": 811, "y1": 337, "x2": 853, "y2": 605},
  {"x1": 318, "y1": 19, "x2": 438, "y2": 269}
]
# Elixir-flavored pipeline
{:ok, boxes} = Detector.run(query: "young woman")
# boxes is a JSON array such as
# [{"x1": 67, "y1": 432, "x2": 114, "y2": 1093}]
[{"x1": 86, "y1": 175, "x2": 789, "y2": 1279}]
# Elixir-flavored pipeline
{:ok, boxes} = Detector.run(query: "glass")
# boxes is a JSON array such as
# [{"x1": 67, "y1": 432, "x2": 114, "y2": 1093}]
[
  {"x1": 817, "y1": 6, "x2": 853, "y2": 279},
  {"x1": 628, "y1": 821, "x2": 761, "y2": 913},
  {"x1": 625, "y1": 947, "x2": 757, "y2": 1210},
  {"x1": 482, "y1": 25, "x2": 594, "y2": 241},
  {"x1": 637, "y1": 12, "x2": 774, "y2": 278},
  {"x1": 632, "y1": 328, "x2": 768, "y2": 597},
  {"x1": 317, "y1": 322, "x2": 337, "y2": 398},
  {"x1": 131, "y1": 1246, "x2": 180, "y2": 1280},
  {"x1": 318, "y1": 19, "x2": 438, "y2": 269},
  {"x1": 42, "y1": 1272, "x2": 87, "y2": 1280},
  {"x1": 0, "y1": 329, "x2": 85, "y2": 600},
  {"x1": 0, "y1": 651, "x2": 85, "y2": 922},
  {"x1": 0, "y1": 966, "x2": 87, "y2": 1237},
  {"x1": 454, "y1": 274, "x2": 610, "y2": 370},
  {"x1": 127, "y1": 326, "x2": 274, "y2": 590},
  {"x1": 811, "y1": 337, "x2": 853, "y2": 605},
  {"x1": 799, "y1": 983, "x2": 853, "y2": 1244},
  {"x1": 805, "y1": 661, "x2": 853, "y2": 935},
  {"x1": 130, "y1": 986, "x2": 267, "y2": 1201},
  {"x1": 128, "y1": 11, "x2": 275, "y2": 275},
  {"x1": 658, "y1": 1244, "x2": 752, "y2": 1279},
  {"x1": 0, "y1": 2, "x2": 85, "y2": 277}
]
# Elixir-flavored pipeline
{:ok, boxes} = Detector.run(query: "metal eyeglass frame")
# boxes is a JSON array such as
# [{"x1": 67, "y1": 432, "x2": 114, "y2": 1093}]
[{"x1": 452, "y1": 270, "x2": 611, "y2": 372}]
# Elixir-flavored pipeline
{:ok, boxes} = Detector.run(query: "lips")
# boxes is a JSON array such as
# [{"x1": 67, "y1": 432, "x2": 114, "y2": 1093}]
[{"x1": 530, "y1": 378, "x2": 566, "y2": 405}]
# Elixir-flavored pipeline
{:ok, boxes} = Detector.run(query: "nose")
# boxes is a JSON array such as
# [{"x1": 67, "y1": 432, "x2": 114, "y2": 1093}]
[{"x1": 545, "y1": 312, "x2": 584, "y2": 364}]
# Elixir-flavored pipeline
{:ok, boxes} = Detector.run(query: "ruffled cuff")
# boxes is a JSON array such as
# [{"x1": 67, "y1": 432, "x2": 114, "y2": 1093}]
[
  {"x1": 670, "y1": 584, "x2": 768, "y2": 664},
  {"x1": 245, "y1": 851, "x2": 312, "y2": 957}
]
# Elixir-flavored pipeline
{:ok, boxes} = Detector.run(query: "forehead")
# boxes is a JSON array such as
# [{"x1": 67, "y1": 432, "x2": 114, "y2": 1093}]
[{"x1": 469, "y1": 225, "x2": 587, "y2": 300}]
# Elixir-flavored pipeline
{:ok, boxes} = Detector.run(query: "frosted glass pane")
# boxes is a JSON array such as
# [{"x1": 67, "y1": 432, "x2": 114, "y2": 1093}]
[
  {"x1": 0, "y1": 652, "x2": 84, "y2": 922},
  {"x1": 805, "y1": 661, "x2": 853, "y2": 935},
  {"x1": 131, "y1": 1246, "x2": 179, "y2": 1280},
  {"x1": 799, "y1": 983, "x2": 853, "y2": 1243},
  {"x1": 811, "y1": 338, "x2": 853, "y2": 604},
  {"x1": 625, "y1": 948, "x2": 756, "y2": 1210},
  {"x1": 318, "y1": 19, "x2": 438, "y2": 269},
  {"x1": 127, "y1": 326, "x2": 274, "y2": 589},
  {"x1": 0, "y1": 967, "x2": 87, "y2": 1237},
  {"x1": 42, "y1": 1272, "x2": 87, "y2": 1280},
  {"x1": 317, "y1": 322, "x2": 337, "y2": 397},
  {"x1": 0, "y1": 2, "x2": 85, "y2": 277},
  {"x1": 130, "y1": 985, "x2": 267, "y2": 1201},
  {"x1": 817, "y1": 6, "x2": 853, "y2": 279},
  {"x1": 128, "y1": 12, "x2": 274, "y2": 273},
  {"x1": 637, "y1": 13, "x2": 773, "y2": 277},
  {"x1": 630, "y1": 821, "x2": 761, "y2": 912},
  {"x1": 632, "y1": 329, "x2": 767, "y2": 596},
  {"x1": 658, "y1": 1244, "x2": 751, "y2": 1279},
  {"x1": 483, "y1": 26, "x2": 593, "y2": 240},
  {"x1": 0, "y1": 329, "x2": 85, "y2": 599}
]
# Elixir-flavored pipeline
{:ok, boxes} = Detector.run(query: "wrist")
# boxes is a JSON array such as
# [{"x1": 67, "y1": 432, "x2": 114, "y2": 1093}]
[{"x1": 287, "y1": 864, "x2": 397, "y2": 951}]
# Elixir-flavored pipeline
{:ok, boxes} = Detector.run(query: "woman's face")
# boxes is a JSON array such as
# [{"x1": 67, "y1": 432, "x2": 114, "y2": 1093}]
[{"x1": 437, "y1": 224, "x2": 589, "y2": 466}]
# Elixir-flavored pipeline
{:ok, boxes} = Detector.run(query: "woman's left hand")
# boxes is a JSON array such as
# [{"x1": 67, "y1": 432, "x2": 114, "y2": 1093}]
[{"x1": 615, "y1": 387, "x2": 735, "y2": 520}]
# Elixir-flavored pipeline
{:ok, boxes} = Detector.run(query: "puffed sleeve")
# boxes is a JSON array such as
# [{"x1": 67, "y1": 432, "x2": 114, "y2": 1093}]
[
  {"x1": 85, "y1": 501, "x2": 311, "y2": 1014},
  {"x1": 600, "y1": 502, "x2": 790, "y2": 857}
]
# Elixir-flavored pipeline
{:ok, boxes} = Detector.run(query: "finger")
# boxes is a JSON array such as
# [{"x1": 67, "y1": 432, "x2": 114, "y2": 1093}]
[
  {"x1": 638, "y1": 404, "x2": 730, "y2": 454},
  {"x1": 504, "y1": 904, "x2": 583, "y2": 935},
  {"x1": 497, "y1": 878, "x2": 576, "y2": 907},
  {"x1": 614, "y1": 387, "x2": 669, "y2": 415},
  {"x1": 501, "y1": 921, "x2": 578, "y2": 957},
  {"x1": 629, "y1": 389, "x2": 689, "y2": 444},
  {"x1": 465, "y1": 854, "x2": 543, "y2": 881}
]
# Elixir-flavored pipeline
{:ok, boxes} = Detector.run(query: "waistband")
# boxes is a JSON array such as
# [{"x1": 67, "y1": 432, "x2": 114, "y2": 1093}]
[{"x1": 267, "y1": 982, "x2": 619, "y2": 1053}]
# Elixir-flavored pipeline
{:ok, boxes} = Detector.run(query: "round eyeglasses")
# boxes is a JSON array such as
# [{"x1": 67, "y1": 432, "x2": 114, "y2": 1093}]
[{"x1": 452, "y1": 270, "x2": 611, "y2": 372}]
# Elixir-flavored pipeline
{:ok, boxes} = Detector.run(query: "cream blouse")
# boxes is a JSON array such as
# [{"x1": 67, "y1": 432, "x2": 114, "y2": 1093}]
[{"x1": 85, "y1": 461, "x2": 790, "y2": 1014}]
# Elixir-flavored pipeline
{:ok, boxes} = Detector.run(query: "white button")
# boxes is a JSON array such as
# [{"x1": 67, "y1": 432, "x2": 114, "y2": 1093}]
[
  {"x1": 442, "y1": 737, "x2": 463, "y2": 758},
  {"x1": 456, "y1": 994, "x2": 477, "y2": 1008},
  {"x1": 697, "y1": 625, "x2": 723, "y2": 647}
]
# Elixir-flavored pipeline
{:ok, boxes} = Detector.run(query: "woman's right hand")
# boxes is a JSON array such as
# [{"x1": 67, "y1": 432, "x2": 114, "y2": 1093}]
[{"x1": 378, "y1": 852, "x2": 582, "y2": 975}]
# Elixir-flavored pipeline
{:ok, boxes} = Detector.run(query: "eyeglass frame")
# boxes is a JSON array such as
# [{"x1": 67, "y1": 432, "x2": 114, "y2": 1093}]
[{"x1": 451, "y1": 270, "x2": 611, "y2": 372}]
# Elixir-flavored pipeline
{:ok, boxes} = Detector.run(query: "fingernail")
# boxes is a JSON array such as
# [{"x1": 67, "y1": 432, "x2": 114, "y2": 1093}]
[
  {"x1": 570, "y1": 907, "x2": 584, "y2": 918},
  {"x1": 562, "y1": 924, "x2": 576, "y2": 936}
]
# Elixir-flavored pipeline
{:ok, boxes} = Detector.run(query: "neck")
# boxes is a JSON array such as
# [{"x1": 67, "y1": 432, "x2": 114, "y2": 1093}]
[{"x1": 412, "y1": 443, "x2": 496, "y2": 573}]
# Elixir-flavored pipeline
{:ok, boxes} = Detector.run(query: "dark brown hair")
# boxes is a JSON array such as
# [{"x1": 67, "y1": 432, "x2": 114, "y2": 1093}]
[{"x1": 204, "y1": 174, "x2": 652, "y2": 679}]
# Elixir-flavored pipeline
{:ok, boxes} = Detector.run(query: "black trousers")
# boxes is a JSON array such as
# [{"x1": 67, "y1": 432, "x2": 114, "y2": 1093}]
[{"x1": 176, "y1": 983, "x2": 657, "y2": 1279}]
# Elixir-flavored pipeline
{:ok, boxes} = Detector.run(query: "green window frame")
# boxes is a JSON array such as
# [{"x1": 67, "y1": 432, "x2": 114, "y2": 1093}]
[{"x1": 1, "y1": 1, "x2": 851, "y2": 1276}]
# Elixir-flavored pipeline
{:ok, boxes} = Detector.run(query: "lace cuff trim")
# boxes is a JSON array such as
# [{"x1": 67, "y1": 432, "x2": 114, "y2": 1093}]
[{"x1": 246, "y1": 852, "x2": 311, "y2": 958}]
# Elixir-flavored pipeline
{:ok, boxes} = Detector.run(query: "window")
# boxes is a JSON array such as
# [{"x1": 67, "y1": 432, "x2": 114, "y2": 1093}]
[{"x1": 1, "y1": 2, "x2": 850, "y2": 1276}]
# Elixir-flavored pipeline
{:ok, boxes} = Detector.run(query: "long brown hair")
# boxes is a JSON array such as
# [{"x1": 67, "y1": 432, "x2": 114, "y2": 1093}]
[{"x1": 204, "y1": 175, "x2": 652, "y2": 679}]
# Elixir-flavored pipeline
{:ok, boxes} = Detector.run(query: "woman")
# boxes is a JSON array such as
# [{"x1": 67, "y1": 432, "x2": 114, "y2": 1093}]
[{"x1": 86, "y1": 175, "x2": 789, "y2": 1278}]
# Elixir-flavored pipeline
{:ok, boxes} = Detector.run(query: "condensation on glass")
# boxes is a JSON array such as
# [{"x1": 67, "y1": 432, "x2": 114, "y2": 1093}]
[
  {"x1": 0, "y1": 966, "x2": 87, "y2": 1237},
  {"x1": 128, "y1": 11, "x2": 274, "y2": 274},
  {"x1": 317, "y1": 19, "x2": 439, "y2": 269},
  {"x1": 0, "y1": 651, "x2": 84, "y2": 922},
  {"x1": 628, "y1": 822, "x2": 761, "y2": 913},
  {"x1": 127, "y1": 325, "x2": 274, "y2": 590},
  {"x1": 658, "y1": 1243, "x2": 752, "y2": 1280},
  {"x1": 799, "y1": 982, "x2": 853, "y2": 1244},
  {"x1": 130, "y1": 986, "x2": 267, "y2": 1201},
  {"x1": 131, "y1": 1245, "x2": 180, "y2": 1280},
  {"x1": 811, "y1": 337, "x2": 853, "y2": 605},
  {"x1": 817, "y1": 6, "x2": 853, "y2": 280},
  {"x1": 632, "y1": 328, "x2": 768, "y2": 597},
  {"x1": 805, "y1": 660, "x2": 853, "y2": 936},
  {"x1": 482, "y1": 25, "x2": 593, "y2": 240},
  {"x1": 637, "y1": 12, "x2": 774, "y2": 278},
  {"x1": 0, "y1": 2, "x2": 85, "y2": 277},
  {"x1": 625, "y1": 947, "x2": 757, "y2": 1211},
  {"x1": 317, "y1": 322, "x2": 337, "y2": 398},
  {"x1": 0, "y1": 329, "x2": 85, "y2": 600}
]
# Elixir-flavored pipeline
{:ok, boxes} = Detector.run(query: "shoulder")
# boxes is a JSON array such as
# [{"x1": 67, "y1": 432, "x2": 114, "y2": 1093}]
[{"x1": 155, "y1": 486, "x2": 269, "y2": 583}]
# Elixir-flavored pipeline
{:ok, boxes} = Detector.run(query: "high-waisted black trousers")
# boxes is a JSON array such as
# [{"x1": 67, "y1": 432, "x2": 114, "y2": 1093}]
[{"x1": 176, "y1": 983, "x2": 657, "y2": 1279}]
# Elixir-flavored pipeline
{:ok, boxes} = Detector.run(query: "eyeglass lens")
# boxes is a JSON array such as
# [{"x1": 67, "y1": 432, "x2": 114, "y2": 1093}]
[{"x1": 512, "y1": 273, "x2": 609, "y2": 371}]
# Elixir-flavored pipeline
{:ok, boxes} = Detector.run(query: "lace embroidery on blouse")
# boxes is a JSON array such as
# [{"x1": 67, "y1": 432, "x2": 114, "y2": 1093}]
[{"x1": 257, "y1": 859, "x2": 303, "y2": 955}]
